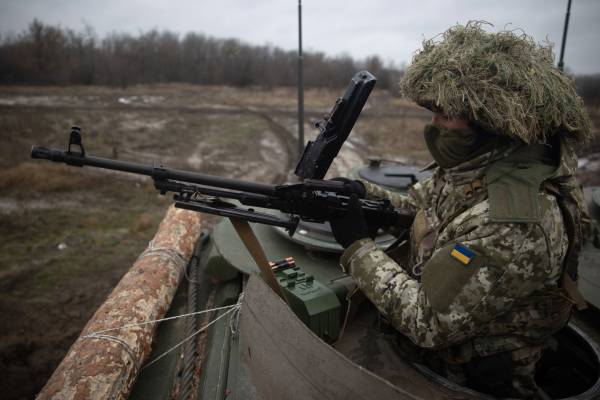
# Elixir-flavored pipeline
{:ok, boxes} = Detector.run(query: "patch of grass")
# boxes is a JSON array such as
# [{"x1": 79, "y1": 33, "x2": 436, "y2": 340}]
[
  {"x1": 205, "y1": 114, "x2": 267, "y2": 145},
  {"x1": 0, "y1": 163, "x2": 93, "y2": 194},
  {"x1": 0, "y1": 204, "x2": 165, "y2": 296}
]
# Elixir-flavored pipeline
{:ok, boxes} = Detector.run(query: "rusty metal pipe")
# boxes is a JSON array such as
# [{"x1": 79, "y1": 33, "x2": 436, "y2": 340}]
[{"x1": 37, "y1": 206, "x2": 202, "y2": 400}]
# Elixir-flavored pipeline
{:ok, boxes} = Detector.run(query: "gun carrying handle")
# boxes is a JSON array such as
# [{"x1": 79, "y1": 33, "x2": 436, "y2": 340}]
[{"x1": 229, "y1": 217, "x2": 288, "y2": 303}]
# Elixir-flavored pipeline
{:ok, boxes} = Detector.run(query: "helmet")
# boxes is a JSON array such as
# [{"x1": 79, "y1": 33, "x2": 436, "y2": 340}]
[{"x1": 400, "y1": 21, "x2": 592, "y2": 144}]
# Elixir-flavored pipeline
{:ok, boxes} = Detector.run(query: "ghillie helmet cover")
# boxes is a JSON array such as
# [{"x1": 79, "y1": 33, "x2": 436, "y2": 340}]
[{"x1": 400, "y1": 21, "x2": 592, "y2": 143}]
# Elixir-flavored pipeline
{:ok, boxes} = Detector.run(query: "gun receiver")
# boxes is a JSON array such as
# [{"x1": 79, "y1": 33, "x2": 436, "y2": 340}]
[{"x1": 30, "y1": 71, "x2": 414, "y2": 237}]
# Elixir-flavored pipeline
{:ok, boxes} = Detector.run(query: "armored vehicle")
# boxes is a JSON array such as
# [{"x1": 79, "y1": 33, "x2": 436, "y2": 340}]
[
  {"x1": 124, "y1": 159, "x2": 600, "y2": 400},
  {"x1": 32, "y1": 70, "x2": 600, "y2": 399}
]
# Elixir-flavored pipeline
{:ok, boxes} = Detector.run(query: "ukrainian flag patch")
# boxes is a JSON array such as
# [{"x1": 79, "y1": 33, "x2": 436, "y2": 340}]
[{"x1": 450, "y1": 243, "x2": 474, "y2": 265}]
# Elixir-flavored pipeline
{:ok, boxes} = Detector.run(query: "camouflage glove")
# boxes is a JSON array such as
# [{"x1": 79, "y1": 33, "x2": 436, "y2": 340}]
[
  {"x1": 330, "y1": 194, "x2": 370, "y2": 248},
  {"x1": 331, "y1": 177, "x2": 366, "y2": 198}
]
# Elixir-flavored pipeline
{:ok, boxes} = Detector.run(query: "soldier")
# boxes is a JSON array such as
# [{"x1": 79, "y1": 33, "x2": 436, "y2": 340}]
[{"x1": 330, "y1": 22, "x2": 592, "y2": 399}]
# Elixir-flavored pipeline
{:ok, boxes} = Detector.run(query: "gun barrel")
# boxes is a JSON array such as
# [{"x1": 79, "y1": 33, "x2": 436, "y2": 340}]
[
  {"x1": 31, "y1": 146, "x2": 53, "y2": 160},
  {"x1": 30, "y1": 145, "x2": 276, "y2": 195}
]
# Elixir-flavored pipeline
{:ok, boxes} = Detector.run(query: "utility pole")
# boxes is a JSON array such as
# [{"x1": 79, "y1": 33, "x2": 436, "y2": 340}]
[
  {"x1": 558, "y1": 0, "x2": 572, "y2": 72},
  {"x1": 297, "y1": 0, "x2": 305, "y2": 160}
]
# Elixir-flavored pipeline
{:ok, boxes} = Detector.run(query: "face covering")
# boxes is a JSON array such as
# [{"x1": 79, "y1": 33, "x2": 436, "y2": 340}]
[{"x1": 424, "y1": 124, "x2": 499, "y2": 169}]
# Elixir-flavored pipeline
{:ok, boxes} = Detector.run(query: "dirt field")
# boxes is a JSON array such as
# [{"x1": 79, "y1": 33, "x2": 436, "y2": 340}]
[{"x1": 1, "y1": 84, "x2": 598, "y2": 400}]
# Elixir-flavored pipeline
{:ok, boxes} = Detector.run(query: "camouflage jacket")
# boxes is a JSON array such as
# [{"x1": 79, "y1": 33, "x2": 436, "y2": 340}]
[{"x1": 341, "y1": 146, "x2": 577, "y2": 357}]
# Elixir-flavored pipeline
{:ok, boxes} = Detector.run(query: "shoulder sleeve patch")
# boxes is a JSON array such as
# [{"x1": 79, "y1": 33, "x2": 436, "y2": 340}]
[{"x1": 421, "y1": 243, "x2": 484, "y2": 313}]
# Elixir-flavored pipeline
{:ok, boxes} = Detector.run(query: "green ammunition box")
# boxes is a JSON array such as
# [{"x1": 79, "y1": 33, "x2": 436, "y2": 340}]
[{"x1": 274, "y1": 265, "x2": 341, "y2": 343}]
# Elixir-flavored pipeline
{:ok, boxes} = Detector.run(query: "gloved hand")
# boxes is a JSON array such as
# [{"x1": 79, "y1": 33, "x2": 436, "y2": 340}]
[
  {"x1": 331, "y1": 177, "x2": 366, "y2": 198},
  {"x1": 329, "y1": 194, "x2": 370, "y2": 248}
]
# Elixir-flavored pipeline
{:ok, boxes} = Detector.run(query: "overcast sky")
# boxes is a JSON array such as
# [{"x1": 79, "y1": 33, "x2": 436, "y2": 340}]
[{"x1": 1, "y1": 0, "x2": 598, "y2": 74}]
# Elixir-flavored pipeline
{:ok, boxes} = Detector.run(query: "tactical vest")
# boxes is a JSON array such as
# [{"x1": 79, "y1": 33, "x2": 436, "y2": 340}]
[{"x1": 400, "y1": 142, "x2": 585, "y2": 362}]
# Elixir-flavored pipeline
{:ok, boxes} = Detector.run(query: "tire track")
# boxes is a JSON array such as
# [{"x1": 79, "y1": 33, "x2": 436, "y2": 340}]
[{"x1": 234, "y1": 105, "x2": 299, "y2": 183}]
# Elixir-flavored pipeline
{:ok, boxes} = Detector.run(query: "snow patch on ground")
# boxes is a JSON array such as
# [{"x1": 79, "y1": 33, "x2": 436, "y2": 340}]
[
  {"x1": 119, "y1": 117, "x2": 168, "y2": 131},
  {"x1": 117, "y1": 95, "x2": 164, "y2": 105}
]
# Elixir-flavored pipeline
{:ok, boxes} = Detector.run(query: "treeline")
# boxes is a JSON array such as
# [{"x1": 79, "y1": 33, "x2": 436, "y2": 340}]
[
  {"x1": 2, "y1": 20, "x2": 599, "y2": 105},
  {"x1": 0, "y1": 20, "x2": 401, "y2": 90}
]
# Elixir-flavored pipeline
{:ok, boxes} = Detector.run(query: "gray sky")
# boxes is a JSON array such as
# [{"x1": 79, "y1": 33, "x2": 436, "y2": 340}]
[{"x1": 1, "y1": 0, "x2": 599, "y2": 74}]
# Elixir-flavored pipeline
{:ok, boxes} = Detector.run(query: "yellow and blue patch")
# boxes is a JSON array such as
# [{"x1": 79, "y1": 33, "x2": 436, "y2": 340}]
[{"x1": 450, "y1": 243, "x2": 474, "y2": 265}]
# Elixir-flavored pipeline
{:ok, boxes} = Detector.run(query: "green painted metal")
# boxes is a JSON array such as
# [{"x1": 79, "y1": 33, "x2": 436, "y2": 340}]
[
  {"x1": 275, "y1": 265, "x2": 342, "y2": 343},
  {"x1": 198, "y1": 281, "x2": 241, "y2": 400},
  {"x1": 205, "y1": 218, "x2": 347, "y2": 342}
]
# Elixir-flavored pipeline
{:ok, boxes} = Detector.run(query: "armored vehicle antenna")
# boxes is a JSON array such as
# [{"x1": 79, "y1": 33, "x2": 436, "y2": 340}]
[
  {"x1": 297, "y1": 0, "x2": 305, "y2": 160},
  {"x1": 558, "y1": 0, "x2": 572, "y2": 72}
]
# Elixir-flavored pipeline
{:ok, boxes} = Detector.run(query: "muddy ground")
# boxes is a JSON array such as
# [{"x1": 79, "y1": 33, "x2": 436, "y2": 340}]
[{"x1": 0, "y1": 84, "x2": 598, "y2": 400}]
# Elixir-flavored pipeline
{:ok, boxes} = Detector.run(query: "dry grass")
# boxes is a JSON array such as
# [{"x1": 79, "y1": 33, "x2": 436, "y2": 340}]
[{"x1": 0, "y1": 163, "x2": 95, "y2": 194}]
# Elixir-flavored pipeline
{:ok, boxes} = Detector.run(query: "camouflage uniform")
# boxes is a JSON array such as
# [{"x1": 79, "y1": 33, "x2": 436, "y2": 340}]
[{"x1": 340, "y1": 143, "x2": 582, "y2": 398}]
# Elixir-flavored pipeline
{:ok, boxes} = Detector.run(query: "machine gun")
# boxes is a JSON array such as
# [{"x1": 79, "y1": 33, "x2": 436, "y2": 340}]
[{"x1": 30, "y1": 71, "x2": 414, "y2": 236}]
